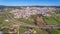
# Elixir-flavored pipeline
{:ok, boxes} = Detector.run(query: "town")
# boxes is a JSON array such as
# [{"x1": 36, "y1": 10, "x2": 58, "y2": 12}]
[{"x1": 10, "y1": 7, "x2": 56, "y2": 18}]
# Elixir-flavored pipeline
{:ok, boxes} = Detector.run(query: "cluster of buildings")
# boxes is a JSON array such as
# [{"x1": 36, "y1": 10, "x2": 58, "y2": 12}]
[{"x1": 10, "y1": 7, "x2": 56, "y2": 18}]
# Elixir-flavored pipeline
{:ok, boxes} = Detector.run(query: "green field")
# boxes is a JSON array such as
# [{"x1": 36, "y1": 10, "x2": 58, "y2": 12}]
[
  {"x1": 0, "y1": 14, "x2": 9, "y2": 29},
  {"x1": 19, "y1": 26, "x2": 48, "y2": 34},
  {"x1": 16, "y1": 18, "x2": 35, "y2": 25},
  {"x1": 44, "y1": 16, "x2": 60, "y2": 25},
  {"x1": 54, "y1": 16, "x2": 60, "y2": 22},
  {"x1": 51, "y1": 30, "x2": 60, "y2": 34}
]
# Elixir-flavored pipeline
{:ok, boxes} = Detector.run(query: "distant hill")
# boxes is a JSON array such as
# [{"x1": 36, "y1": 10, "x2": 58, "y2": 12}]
[
  {"x1": 0, "y1": 5, "x2": 6, "y2": 9},
  {"x1": 0, "y1": 5, "x2": 60, "y2": 9},
  {"x1": 0, "y1": 5, "x2": 21, "y2": 9}
]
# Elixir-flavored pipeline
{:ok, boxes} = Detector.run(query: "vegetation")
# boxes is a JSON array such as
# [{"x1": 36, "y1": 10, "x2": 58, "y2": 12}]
[
  {"x1": 51, "y1": 30, "x2": 60, "y2": 34},
  {"x1": 44, "y1": 17, "x2": 57, "y2": 25},
  {"x1": 19, "y1": 26, "x2": 48, "y2": 34},
  {"x1": 17, "y1": 18, "x2": 35, "y2": 25},
  {"x1": 54, "y1": 16, "x2": 60, "y2": 22},
  {"x1": 0, "y1": 14, "x2": 9, "y2": 29}
]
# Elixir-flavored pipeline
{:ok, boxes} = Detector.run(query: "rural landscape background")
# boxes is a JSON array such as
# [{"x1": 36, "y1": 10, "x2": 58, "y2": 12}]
[{"x1": 0, "y1": 0, "x2": 60, "y2": 34}]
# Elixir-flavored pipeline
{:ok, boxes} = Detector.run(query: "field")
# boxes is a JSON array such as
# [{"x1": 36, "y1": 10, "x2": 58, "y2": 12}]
[
  {"x1": 16, "y1": 18, "x2": 35, "y2": 25},
  {"x1": 44, "y1": 16, "x2": 60, "y2": 34},
  {"x1": 44, "y1": 16, "x2": 60, "y2": 25},
  {"x1": 0, "y1": 14, "x2": 9, "y2": 29},
  {"x1": 51, "y1": 30, "x2": 60, "y2": 34},
  {"x1": 19, "y1": 26, "x2": 48, "y2": 34}
]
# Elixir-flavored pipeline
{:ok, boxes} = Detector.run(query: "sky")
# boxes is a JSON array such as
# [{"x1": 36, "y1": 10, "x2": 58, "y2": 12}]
[{"x1": 0, "y1": 0, "x2": 60, "y2": 6}]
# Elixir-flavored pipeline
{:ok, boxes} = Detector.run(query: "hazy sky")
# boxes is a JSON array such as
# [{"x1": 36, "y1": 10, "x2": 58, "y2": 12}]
[{"x1": 0, "y1": 0, "x2": 60, "y2": 6}]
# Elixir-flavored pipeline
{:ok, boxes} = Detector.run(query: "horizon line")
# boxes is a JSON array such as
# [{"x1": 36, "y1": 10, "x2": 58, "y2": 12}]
[{"x1": 0, "y1": 5, "x2": 60, "y2": 6}]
